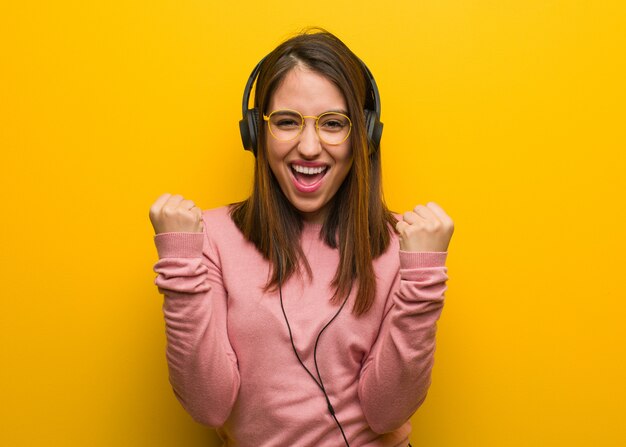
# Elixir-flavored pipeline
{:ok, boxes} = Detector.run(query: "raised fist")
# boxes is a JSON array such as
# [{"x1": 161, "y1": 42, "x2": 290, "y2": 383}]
[
  {"x1": 149, "y1": 193, "x2": 203, "y2": 234},
  {"x1": 395, "y1": 202, "x2": 454, "y2": 252}
]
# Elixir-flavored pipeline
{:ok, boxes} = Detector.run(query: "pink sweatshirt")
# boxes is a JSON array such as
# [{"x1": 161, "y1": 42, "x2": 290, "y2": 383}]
[{"x1": 153, "y1": 206, "x2": 448, "y2": 446}]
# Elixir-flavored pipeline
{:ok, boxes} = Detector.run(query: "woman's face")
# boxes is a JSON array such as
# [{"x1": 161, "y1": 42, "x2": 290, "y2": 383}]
[{"x1": 265, "y1": 66, "x2": 353, "y2": 224}]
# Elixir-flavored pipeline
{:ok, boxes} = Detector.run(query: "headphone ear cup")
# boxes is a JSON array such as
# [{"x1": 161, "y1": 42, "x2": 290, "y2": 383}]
[
  {"x1": 249, "y1": 108, "x2": 260, "y2": 155},
  {"x1": 364, "y1": 109, "x2": 383, "y2": 153},
  {"x1": 239, "y1": 108, "x2": 260, "y2": 155}
]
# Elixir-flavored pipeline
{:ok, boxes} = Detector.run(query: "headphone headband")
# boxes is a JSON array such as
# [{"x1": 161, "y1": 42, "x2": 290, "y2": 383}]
[
  {"x1": 239, "y1": 56, "x2": 383, "y2": 156},
  {"x1": 240, "y1": 56, "x2": 266, "y2": 119}
]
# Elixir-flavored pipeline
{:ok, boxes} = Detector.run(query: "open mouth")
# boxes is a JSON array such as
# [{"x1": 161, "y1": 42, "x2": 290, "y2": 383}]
[{"x1": 290, "y1": 163, "x2": 328, "y2": 191}]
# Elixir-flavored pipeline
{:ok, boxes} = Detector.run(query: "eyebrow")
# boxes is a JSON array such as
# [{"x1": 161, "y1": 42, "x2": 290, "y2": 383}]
[
  {"x1": 324, "y1": 109, "x2": 349, "y2": 115},
  {"x1": 272, "y1": 109, "x2": 350, "y2": 116}
]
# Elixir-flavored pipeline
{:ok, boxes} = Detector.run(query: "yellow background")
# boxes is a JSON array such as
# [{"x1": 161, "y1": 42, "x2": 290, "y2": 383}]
[{"x1": 1, "y1": 1, "x2": 625, "y2": 445}]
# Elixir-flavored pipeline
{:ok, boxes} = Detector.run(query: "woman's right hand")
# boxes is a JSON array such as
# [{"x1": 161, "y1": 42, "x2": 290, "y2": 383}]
[{"x1": 149, "y1": 193, "x2": 203, "y2": 234}]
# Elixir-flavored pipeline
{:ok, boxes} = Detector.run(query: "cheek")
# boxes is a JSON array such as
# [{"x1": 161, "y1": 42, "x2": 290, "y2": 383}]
[
  {"x1": 336, "y1": 145, "x2": 353, "y2": 171},
  {"x1": 265, "y1": 140, "x2": 290, "y2": 176},
  {"x1": 265, "y1": 138, "x2": 279, "y2": 164},
  {"x1": 265, "y1": 133, "x2": 290, "y2": 157}
]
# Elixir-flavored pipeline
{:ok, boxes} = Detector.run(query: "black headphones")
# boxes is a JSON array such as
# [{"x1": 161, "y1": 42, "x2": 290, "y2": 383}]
[{"x1": 239, "y1": 56, "x2": 383, "y2": 157}]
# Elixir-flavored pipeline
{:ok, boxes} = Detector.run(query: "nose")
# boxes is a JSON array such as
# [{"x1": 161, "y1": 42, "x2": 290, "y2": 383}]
[{"x1": 297, "y1": 119, "x2": 323, "y2": 159}]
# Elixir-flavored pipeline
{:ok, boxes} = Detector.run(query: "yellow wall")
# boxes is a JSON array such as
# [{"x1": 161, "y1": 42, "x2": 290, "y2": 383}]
[{"x1": 1, "y1": 1, "x2": 624, "y2": 445}]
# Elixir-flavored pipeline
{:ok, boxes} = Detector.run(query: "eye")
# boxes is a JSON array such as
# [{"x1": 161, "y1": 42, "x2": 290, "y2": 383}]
[
  {"x1": 274, "y1": 118, "x2": 300, "y2": 129},
  {"x1": 319, "y1": 114, "x2": 349, "y2": 132},
  {"x1": 270, "y1": 112, "x2": 302, "y2": 129}
]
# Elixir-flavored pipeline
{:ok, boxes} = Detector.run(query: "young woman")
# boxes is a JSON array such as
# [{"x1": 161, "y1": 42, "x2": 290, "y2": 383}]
[{"x1": 149, "y1": 29, "x2": 454, "y2": 447}]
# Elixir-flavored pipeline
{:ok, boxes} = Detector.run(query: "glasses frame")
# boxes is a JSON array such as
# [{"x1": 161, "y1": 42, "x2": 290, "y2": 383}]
[{"x1": 263, "y1": 109, "x2": 352, "y2": 145}]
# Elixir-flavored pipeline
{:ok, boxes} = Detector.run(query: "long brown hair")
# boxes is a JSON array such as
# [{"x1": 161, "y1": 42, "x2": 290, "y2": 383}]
[{"x1": 230, "y1": 29, "x2": 396, "y2": 315}]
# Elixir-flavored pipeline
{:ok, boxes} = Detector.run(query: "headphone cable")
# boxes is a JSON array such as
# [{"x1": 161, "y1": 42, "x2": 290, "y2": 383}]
[{"x1": 277, "y1": 264, "x2": 352, "y2": 447}]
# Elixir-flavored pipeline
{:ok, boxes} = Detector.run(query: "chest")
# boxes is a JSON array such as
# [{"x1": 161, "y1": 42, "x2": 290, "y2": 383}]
[{"x1": 219, "y1": 245, "x2": 384, "y2": 371}]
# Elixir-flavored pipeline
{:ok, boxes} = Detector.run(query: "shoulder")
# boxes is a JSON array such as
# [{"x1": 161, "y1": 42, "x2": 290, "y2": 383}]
[
  {"x1": 200, "y1": 205, "x2": 252, "y2": 251},
  {"x1": 199, "y1": 205, "x2": 267, "y2": 274},
  {"x1": 202, "y1": 205, "x2": 234, "y2": 226},
  {"x1": 201, "y1": 205, "x2": 241, "y2": 237}
]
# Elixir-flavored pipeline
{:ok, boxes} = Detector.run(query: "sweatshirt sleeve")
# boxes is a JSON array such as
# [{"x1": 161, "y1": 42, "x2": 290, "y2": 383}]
[
  {"x1": 152, "y1": 219, "x2": 240, "y2": 427},
  {"x1": 358, "y1": 251, "x2": 448, "y2": 434}
]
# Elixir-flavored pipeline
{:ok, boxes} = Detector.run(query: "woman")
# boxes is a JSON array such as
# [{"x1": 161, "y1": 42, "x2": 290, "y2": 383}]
[{"x1": 149, "y1": 29, "x2": 454, "y2": 447}]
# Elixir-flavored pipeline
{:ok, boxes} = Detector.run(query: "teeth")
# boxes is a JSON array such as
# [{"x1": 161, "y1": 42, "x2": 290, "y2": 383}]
[{"x1": 292, "y1": 165, "x2": 327, "y2": 175}]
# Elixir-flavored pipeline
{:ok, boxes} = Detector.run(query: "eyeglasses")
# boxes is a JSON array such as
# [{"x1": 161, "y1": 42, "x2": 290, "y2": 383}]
[{"x1": 263, "y1": 109, "x2": 352, "y2": 145}]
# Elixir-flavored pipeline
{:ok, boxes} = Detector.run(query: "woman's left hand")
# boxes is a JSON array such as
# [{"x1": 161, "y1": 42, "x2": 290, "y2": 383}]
[{"x1": 396, "y1": 202, "x2": 454, "y2": 252}]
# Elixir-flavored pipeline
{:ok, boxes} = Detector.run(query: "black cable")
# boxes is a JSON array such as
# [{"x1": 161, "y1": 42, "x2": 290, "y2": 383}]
[
  {"x1": 278, "y1": 283, "x2": 323, "y2": 390},
  {"x1": 277, "y1": 256, "x2": 351, "y2": 447},
  {"x1": 312, "y1": 286, "x2": 352, "y2": 446}
]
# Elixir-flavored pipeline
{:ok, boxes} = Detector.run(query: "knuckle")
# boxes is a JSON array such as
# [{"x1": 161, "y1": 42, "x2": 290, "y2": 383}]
[
  {"x1": 405, "y1": 226, "x2": 420, "y2": 236},
  {"x1": 406, "y1": 223, "x2": 420, "y2": 233},
  {"x1": 162, "y1": 206, "x2": 176, "y2": 217},
  {"x1": 399, "y1": 226, "x2": 412, "y2": 238},
  {"x1": 420, "y1": 222, "x2": 434, "y2": 233}
]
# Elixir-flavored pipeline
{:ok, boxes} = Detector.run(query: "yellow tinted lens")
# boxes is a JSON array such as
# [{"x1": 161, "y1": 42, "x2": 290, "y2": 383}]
[
  {"x1": 268, "y1": 110, "x2": 303, "y2": 141},
  {"x1": 317, "y1": 113, "x2": 351, "y2": 144}
]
